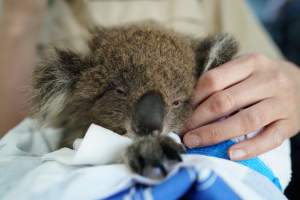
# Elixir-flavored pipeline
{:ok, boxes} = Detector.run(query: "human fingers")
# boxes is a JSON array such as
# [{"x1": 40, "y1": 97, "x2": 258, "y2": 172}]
[
  {"x1": 191, "y1": 54, "x2": 264, "y2": 106},
  {"x1": 228, "y1": 119, "x2": 289, "y2": 160},
  {"x1": 185, "y1": 73, "x2": 276, "y2": 131},
  {"x1": 183, "y1": 98, "x2": 285, "y2": 147}
]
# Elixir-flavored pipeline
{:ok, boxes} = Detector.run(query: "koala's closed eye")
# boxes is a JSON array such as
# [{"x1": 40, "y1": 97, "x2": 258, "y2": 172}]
[
  {"x1": 91, "y1": 83, "x2": 127, "y2": 102},
  {"x1": 108, "y1": 81, "x2": 128, "y2": 96},
  {"x1": 114, "y1": 87, "x2": 127, "y2": 95}
]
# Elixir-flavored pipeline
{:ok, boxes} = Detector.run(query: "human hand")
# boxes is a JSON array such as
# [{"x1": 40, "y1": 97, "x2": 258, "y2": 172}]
[{"x1": 183, "y1": 54, "x2": 300, "y2": 160}]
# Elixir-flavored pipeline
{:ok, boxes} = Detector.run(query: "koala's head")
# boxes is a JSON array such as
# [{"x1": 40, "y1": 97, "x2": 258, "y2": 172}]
[{"x1": 32, "y1": 23, "x2": 238, "y2": 145}]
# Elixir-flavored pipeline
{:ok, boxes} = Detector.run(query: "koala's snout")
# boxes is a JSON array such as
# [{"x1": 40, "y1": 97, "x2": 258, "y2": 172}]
[{"x1": 132, "y1": 91, "x2": 165, "y2": 136}]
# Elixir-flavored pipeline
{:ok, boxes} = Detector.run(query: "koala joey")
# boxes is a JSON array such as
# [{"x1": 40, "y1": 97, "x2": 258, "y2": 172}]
[{"x1": 31, "y1": 22, "x2": 238, "y2": 176}]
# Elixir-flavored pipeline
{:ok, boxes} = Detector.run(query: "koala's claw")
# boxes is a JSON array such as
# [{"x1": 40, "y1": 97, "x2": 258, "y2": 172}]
[
  {"x1": 157, "y1": 163, "x2": 168, "y2": 177},
  {"x1": 124, "y1": 135, "x2": 185, "y2": 178},
  {"x1": 161, "y1": 141, "x2": 183, "y2": 162}
]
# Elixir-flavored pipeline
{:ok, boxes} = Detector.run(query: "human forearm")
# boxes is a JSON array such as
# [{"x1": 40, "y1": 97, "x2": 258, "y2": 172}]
[{"x1": 0, "y1": 0, "x2": 47, "y2": 135}]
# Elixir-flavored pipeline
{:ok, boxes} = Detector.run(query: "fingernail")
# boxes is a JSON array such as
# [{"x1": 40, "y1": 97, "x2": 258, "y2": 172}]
[
  {"x1": 229, "y1": 149, "x2": 247, "y2": 160},
  {"x1": 184, "y1": 134, "x2": 200, "y2": 148}
]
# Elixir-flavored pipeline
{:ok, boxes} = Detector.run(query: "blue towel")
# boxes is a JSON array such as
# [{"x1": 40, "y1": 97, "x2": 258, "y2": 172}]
[
  {"x1": 105, "y1": 167, "x2": 241, "y2": 200},
  {"x1": 187, "y1": 140, "x2": 282, "y2": 190}
]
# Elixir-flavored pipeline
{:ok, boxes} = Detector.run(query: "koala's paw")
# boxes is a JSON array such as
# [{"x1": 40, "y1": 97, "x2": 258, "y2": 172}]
[{"x1": 124, "y1": 135, "x2": 185, "y2": 177}]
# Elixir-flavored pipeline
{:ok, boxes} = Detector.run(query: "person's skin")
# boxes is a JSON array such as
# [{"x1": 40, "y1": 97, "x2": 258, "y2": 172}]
[
  {"x1": 183, "y1": 53, "x2": 300, "y2": 160},
  {"x1": 0, "y1": 0, "x2": 47, "y2": 135}
]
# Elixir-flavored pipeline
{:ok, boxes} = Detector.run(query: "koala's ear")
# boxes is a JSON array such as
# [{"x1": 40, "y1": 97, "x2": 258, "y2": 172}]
[
  {"x1": 32, "y1": 49, "x2": 88, "y2": 121},
  {"x1": 194, "y1": 33, "x2": 238, "y2": 76}
]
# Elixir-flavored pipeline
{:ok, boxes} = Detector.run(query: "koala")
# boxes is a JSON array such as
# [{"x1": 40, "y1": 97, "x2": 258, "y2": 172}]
[{"x1": 31, "y1": 22, "x2": 238, "y2": 176}]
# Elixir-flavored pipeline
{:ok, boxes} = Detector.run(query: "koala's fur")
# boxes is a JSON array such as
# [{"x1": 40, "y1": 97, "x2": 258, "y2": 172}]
[{"x1": 31, "y1": 22, "x2": 238, "y2": 175}]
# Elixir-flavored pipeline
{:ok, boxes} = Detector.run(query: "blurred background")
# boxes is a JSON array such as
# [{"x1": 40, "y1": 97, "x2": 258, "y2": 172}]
[{"x1": 247, "y1": 0, "x2": 300, "y2": 199}]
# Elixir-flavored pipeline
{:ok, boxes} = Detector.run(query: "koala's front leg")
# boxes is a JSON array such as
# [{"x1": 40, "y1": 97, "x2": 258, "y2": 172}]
[{"x1": 124, "y1": 135, "x2": 185, "y2": 177}]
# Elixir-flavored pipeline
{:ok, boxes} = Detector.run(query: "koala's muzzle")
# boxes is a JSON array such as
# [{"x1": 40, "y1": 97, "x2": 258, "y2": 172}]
[{"x1": 132, "y1": 91, "x2": 165, "y2": 136}]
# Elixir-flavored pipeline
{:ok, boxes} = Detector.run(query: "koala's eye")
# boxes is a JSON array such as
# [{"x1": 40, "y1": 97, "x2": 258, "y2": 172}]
[
  {"x1": 115, "y1": 87, "x2": 127, "y2": 95},
  {"x1": 172, "y1": 98, "x2": 190, "y2": 108},
  {"x1": 172, "y1": 100, "x2": 183, "y2": 107}
]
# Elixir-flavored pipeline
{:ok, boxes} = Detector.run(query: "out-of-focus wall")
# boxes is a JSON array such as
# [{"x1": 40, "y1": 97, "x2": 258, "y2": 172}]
[{"x1": 248, "y1": 0, "x2": 300, "y2": 65}]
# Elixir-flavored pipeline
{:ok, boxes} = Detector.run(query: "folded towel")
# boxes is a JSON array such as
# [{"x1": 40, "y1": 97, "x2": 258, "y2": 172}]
[
  {"x1": 105, "y1": 166, "x2": 242, "y2": 200},
  {"x1": 187, "y1": 141, "x2": 281, "y2": 190}
]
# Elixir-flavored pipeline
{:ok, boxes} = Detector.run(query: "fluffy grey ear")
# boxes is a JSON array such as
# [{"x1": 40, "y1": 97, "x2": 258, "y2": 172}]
[
  {"x1": 31, "y1": 49, "x2": 88, "y2": 124},
  {"x1": 195, "y1": 33, "x2": 238, "y2": 76}
]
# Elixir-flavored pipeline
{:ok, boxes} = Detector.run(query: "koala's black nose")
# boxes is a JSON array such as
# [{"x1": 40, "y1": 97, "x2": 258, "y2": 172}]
[{"x1": 132, "y1": 91, "x2": 165, "y2": 136}]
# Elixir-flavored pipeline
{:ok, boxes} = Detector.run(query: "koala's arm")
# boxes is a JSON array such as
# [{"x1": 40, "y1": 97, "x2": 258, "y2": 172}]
[{"x1": 31, "y1": 49, "x2": 87, "y2": 126}]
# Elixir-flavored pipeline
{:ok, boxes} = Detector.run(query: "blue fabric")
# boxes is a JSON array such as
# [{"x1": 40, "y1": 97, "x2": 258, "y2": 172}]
[
  {"x1": 105, "y1": 167, "x2": 241, "y2": 200},
  {"x1": 187, "y1": 140, "x2": 282, "y2": 190}
]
